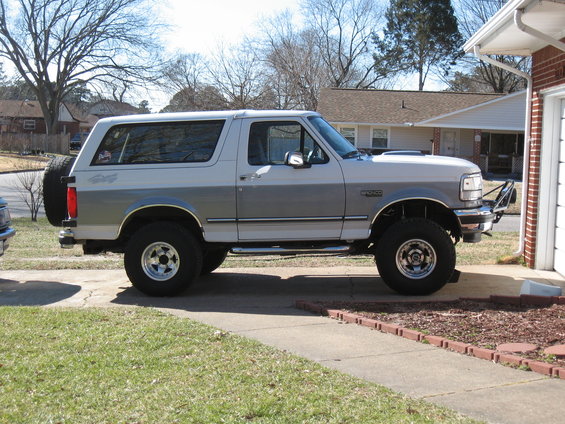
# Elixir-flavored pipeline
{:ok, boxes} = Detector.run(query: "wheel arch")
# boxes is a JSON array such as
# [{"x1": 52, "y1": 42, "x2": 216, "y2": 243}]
[
  {"x1": 118, "y1": 203, "x2": 204, "y2": 243},
  {"x1": 370, "y1": 198, "x2": 461, "y2": 242}
]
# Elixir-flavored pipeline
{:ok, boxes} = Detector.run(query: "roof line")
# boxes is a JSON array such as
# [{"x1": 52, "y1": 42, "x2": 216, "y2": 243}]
[
  {"x1": 322, "y1": 87, "x2": 506, "y2": 97},
  {"x1": 415, "y1": 90, "x2": 526, "y2": 126}
]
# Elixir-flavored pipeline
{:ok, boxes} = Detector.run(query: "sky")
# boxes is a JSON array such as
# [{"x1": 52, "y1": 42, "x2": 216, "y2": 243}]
[{"x1": 160, "y1": 0, "x2": 301, "y2": 56}]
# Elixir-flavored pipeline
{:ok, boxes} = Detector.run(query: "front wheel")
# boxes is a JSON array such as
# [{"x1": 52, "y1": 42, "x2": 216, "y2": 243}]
[
  {"x1": 375, "y1": 218, "x2": 455, "y2": 295},
  {"x1": 124, "y1": 222, "x2": 202, "y2": 296}
]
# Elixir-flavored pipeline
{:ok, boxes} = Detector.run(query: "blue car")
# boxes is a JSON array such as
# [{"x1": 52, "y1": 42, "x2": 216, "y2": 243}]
[{"x1": 0, "y1": 197, "x2": 16, "y2": 256}]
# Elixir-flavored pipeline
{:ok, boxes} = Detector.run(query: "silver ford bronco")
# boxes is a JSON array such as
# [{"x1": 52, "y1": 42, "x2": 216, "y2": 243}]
[{"x1": 43, "y1": 110, "x2": 515, "y2": 296}]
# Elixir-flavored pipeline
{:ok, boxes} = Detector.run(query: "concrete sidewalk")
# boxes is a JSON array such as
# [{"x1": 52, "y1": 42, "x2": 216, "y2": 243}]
[{"x1": 1, "y1": 264, "x2": 564, "y2": 424}]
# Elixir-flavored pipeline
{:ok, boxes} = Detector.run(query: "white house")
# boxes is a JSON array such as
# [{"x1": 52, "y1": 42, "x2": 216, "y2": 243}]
[{"x1": 318, "y1": 88, "x2": 526, "y2": 178}]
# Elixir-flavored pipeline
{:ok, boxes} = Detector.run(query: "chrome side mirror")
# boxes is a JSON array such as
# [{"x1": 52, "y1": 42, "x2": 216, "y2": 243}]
[{"x1": 284, "y1": 151, "x2": 311, "y2": 169}]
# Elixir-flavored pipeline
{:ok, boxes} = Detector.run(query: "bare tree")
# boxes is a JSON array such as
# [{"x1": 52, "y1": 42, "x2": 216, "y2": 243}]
[
  {"x1": 207, "y1": 43, "x2": 273, "y2": 109},
  {"x1": 260, "y1": 12, "x2": 328, "y2": 110},
  {"x1": 451, "y1": 0, "x2": 529, "y2": 93},
  {"x1": 12, "y1": 163, "x2": 44, "y2": 221},
  {"x1": 302, "y1": 0, "x2": 385, "y2": 89},
  {"x1": 0, "y1": 0, "x2": 164, "y2": 134}
]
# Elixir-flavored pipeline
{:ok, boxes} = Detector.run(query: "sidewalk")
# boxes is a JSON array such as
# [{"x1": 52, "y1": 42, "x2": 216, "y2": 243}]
[{"x1": 1, "y1": 264, "x2": 564, "y2": 424}]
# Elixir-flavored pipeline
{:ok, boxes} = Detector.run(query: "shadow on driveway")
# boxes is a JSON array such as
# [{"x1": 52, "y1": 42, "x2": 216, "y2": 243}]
[{"x1": 0, "y1": 278, "x2": 81, "y2": 306}]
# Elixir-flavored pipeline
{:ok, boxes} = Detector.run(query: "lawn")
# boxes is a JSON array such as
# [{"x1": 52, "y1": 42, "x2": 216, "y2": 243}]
[
  {"x1": 0, "y1": 153, "x2": 51, "y2": 173},
  {"x1": 0, "y1": 307, "x2": 477, "y2": 423},
  {"x1": 1, "y1": 218, "x2": 521, "y2": 270}
]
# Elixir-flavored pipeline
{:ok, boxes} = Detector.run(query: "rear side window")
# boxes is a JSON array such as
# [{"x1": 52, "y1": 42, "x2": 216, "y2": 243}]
[{"x1": 91, "y1": 120, "x2": 225, "y2": 165}]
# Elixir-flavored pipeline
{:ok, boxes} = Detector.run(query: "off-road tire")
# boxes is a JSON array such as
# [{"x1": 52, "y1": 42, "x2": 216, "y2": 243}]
[
  {"x1": 43, "y1": 156, "x2": 76, "y2": 226},
  {"x1": 375, "y1": 218, "x2": 455, "y2": 295},
  {"x1": 124, "y1": 222, "x2": 203, "y2": 296},
  {"x1": 201, "y1": 248, "x2": 228, "y2": 275}
]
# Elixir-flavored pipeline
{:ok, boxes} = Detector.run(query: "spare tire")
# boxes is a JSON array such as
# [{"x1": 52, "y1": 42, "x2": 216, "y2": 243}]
[{"x1": 43, "y1": 156, "x2": 76, "y2": 226}]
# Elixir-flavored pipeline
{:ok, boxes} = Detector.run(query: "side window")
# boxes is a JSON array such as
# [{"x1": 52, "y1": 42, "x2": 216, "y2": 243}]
[
  {"x1": 248, "y1": 121, "x2": 329, "y2": 166},
  {"x1": 91, "y1": 120, "x2": 225, "y2": 165}
]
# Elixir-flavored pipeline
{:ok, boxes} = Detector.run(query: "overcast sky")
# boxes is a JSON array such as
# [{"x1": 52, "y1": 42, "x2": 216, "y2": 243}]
[{"x1": 160, "y1": 0, "x2": 301, "y2": 55}]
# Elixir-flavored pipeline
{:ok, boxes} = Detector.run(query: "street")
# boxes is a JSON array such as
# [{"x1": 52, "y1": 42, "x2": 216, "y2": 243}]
[{"x1": 0, "y1": 171, "x2": 45, "y2": 218}]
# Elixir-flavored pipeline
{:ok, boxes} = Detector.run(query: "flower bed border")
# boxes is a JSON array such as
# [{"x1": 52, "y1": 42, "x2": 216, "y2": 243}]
[{"x1": 296, "y1": 294, "x2": 565, "y2": 380}]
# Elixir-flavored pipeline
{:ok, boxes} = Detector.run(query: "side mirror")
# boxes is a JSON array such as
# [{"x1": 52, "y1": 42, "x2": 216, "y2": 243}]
[{"x1": 284, "y1": 151, "x2": 311, "y2": 169}]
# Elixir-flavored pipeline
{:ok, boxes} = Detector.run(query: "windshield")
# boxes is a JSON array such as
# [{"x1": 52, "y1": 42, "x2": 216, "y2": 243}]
[{"x1": 307, "y1": 116, "x2": 359, "y2": 159}]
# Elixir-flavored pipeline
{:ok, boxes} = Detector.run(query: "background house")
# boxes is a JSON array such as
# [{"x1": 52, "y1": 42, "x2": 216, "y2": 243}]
[
  {"x1": 464, "y1": 0, "x2": 565, "y2": 277},
  {"x1": 0, "y1": 100, "x2": 81, "y2": 135},
  {"x1": 318, "y1": 88, "x2": 526, "y2": 178}
]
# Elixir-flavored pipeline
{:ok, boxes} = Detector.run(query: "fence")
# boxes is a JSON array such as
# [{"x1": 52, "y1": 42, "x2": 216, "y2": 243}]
[{"x1": 0, "y1": 133, "x2": 70, "y2": 155}]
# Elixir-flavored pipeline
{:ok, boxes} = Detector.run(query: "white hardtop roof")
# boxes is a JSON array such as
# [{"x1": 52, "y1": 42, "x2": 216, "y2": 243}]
[{"x1": 98, "y1": 109, "x2": 320, "y2": 125}]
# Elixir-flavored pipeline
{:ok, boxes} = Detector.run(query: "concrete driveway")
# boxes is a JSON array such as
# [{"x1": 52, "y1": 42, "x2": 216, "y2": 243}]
[{"x1": 1, "y1": 264, "x2": 564, "y2": 424}]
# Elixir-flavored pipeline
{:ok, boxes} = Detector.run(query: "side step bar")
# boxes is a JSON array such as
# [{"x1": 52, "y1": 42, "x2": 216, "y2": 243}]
[{"x1": 230, "y1": 246, "x2": 352, "y2": 256}]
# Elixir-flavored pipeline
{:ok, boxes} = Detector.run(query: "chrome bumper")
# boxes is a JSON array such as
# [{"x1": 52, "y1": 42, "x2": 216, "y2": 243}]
[
  {"x1": 454, "y1": 206, "x2": 494, "y2": 242},
  {"x1": 454, "y1": 179, "x2": 516, "y2": 243}
]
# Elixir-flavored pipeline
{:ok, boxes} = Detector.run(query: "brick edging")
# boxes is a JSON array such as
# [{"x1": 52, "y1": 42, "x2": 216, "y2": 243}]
[{"x1": 295, "y1": 295, "x2": 565, "y2": 380}]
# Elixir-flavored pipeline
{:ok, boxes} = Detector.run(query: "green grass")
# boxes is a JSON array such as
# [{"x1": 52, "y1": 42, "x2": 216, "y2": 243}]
[
  {"x1": 0, "y1": 307, "x2": 477, "y2": 423},
  {"x1": 1, "y1": 218, "x2": 521, "y2": 270}
]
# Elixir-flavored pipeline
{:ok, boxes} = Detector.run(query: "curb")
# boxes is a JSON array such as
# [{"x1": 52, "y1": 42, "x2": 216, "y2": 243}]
[{"x1": 296, "y1": 295, "x2": 565, "y2": 380}]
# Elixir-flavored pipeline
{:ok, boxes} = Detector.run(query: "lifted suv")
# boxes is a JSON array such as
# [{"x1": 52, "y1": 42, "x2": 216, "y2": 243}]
[{"x1": 43, "y1": 110, "x2": 514, "y2": 296}]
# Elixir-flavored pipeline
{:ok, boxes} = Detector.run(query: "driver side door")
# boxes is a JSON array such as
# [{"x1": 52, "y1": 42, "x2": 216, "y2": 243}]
[{"x1": 236, "y1": 118, "x2": 346, "y2": 241}]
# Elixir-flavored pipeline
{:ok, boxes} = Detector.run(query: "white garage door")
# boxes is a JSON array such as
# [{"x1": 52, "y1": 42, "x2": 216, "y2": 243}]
[{"x1": 555, "y1": 100, "x2": 565, "y2": 276}]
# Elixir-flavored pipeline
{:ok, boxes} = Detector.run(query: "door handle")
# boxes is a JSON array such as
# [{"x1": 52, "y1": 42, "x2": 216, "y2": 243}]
[{"x1": 239, "y1": 173, "x2": 261, "y2": 181}]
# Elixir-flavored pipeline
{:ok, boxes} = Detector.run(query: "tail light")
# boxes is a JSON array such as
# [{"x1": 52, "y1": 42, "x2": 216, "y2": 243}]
[{"x1": 67, "y1": 187, "x2": 78, "y2": 218}]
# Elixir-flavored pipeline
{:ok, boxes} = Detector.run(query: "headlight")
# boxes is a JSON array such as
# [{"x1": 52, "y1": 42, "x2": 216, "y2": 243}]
[{"x1": 460, "y1": 173, "x2": 483, "y2": 201}]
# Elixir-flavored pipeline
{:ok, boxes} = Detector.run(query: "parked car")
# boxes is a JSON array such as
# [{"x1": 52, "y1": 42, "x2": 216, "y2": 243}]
[
  {"x1": 42, "y1": 110, "x2": 515, "y2": 296},
  {"x1": 70, "y1": 132, "x2": 90, "y2": 150},
  {"x1": 0, "y1": 197, "x2": 16, "y2": 256}
]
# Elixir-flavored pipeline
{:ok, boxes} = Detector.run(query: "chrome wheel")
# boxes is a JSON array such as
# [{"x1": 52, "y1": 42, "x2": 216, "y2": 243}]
[
  {"x1": 395, "y1": 238, "x2": 436, "y2": 280},
  {"x1": 141, "y1": 241, "x2": 180, "y2": 281}
]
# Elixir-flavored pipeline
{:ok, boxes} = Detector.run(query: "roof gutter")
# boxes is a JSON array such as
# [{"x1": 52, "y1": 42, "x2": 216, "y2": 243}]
[
  {"x1": 471, "y1": 44, "x2": 532, "y2": 257},
  {"x1": 514, "y1": 8, "x2": 565, "y2": 53}
]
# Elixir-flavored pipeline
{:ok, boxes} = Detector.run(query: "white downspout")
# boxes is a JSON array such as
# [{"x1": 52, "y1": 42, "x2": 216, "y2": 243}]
[{"x1": 472, "y1": 45, "x2": 532, "y2": 257}]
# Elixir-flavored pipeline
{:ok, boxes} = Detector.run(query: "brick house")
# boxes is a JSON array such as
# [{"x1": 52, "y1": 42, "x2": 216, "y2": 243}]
[
  {"x1": 464, "y1": 0, "x2": 565, "y2": 276},
  {"x1": 0, "y1": 100, "x2": 81, "y2": 135},
  {"x1": 318, "y1": 88, "x2": 526, "y2": 178}
]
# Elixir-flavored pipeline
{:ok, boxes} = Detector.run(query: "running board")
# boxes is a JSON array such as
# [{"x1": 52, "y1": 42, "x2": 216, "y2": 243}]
[{"x1": 230, "y1": 246, "x2": 352, "y2": 256}]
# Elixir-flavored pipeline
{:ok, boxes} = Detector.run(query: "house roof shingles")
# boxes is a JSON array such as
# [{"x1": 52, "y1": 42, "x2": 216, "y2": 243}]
[
  {"x1": 0, "y1": 100, "x2": 45, "y2": 119},
  {"x1": 317, "y1": 88, "x2": 506, "y2": 125}
]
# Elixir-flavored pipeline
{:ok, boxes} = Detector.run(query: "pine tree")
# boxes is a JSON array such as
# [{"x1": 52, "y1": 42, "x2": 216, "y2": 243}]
[{"x1": 374, "y1": 0, "x2": 463, "y2": 90}]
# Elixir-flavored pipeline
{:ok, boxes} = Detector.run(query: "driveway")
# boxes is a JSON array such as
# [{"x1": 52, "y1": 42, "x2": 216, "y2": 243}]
[{"x1": 1, "y1": 265, "x2": 564, "y2": 424}]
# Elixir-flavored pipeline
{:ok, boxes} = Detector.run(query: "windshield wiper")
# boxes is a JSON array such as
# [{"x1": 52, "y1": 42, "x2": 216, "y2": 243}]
[{"x1": 342, "y1": 150, "x2": 361, "y2": 159}]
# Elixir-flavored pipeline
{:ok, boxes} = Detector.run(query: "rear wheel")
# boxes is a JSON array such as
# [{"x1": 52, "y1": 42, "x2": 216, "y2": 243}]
[
  {"x1": 375, "y1": 218, "x2": 455, "y2": 295},
  {"x1": 201, "y1": 248, "x2": 228, "y2": 275},
  {"x1": 124, "y1": 222, "x2": 202, "y2": 296}
]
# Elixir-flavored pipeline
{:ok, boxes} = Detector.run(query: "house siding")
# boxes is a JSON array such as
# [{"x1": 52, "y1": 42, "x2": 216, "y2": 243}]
[
  {"x1": 423, "y1": 93, "x2": 526, "y2": 131},
  {"x1": 524, "y1": 42, "x2": 565, "y2": 268},
  {"x1": 389, "y1": 127, "x2": 434, "y2": 152}
]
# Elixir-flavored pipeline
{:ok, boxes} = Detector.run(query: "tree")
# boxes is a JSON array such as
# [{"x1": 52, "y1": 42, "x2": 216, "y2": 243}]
[
  {"x1": 260, "y1": 12, "x2": 328, "y2": 110},
  {"x1": 451, "y1": 0, "x2": 529, "y2": 93},
  {"x1": 160, "y1": 53, "x2": 227, "y2": 112},
  {"x1": 0, "y1": 0, "x2": 163, "y2": 134},
  {"x1": 207, "y1": 43, "x2": 274, "y2": 110},
  {"x1": 301, "y1": 0, "x2": 385, "y2": 89},
  {"x1": 374, "y1": 0, "x2": 463, "y2": 90}
]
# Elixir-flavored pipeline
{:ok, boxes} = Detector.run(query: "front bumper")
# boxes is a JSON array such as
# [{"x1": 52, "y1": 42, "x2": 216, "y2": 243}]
[{"x1": 454, "y1": 180, "x2": 516, "y2": 243}]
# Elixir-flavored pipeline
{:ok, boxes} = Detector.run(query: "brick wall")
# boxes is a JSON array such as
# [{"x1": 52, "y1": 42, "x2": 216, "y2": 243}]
[{"x1": 524, "y1": 41, "x2": 565, "y2": 267}]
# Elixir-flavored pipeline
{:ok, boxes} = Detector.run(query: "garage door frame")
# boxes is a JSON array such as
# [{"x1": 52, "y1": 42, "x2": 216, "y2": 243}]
[{"x1": 536, "y1": 86, "x2": 565, "y2": 274}]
